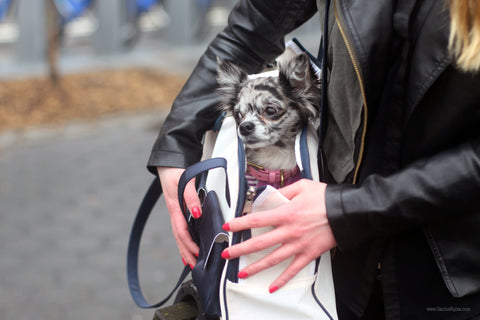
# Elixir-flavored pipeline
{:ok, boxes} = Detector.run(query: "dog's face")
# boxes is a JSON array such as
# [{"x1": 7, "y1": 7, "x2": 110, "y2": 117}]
[{"x1": 216, "y1": 53, "x2": 321, "y2": 150}]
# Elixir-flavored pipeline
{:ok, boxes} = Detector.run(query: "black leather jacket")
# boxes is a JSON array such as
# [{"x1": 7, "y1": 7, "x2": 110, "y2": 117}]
[{"x1": 148, "y1": 0, "x2": 480, "y2": 319}]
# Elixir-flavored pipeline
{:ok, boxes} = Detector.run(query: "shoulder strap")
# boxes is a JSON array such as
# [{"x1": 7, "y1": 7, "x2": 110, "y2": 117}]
[
  {"x1": 317, "y1": 0, "x2": 331, "y2": 182},
  {"x1": 127, "y1": 178, "x2": 191, "y2": 308}
]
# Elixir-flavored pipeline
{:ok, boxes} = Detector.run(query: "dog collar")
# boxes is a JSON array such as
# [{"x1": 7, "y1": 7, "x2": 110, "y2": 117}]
[{"x1": 247, "y1": 162, "x2": 300, "y2": 188}]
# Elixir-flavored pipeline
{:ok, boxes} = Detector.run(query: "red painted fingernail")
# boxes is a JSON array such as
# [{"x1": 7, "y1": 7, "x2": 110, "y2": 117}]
[
  {"x1": 269, "y1": 286, "x2": 279, "y2": 294},
  {"x1": 189, "y1": 264, "x2": 195, "y2": 270},
  {"x1": 222, "y1": 222, "x2": 230, "y2": 231},
  {"x1": 182, "y1": 258, "x2": 187, "y2": 266},
  {"x1": 194, "y1": 252, "x2": 199, "y2": 257},
  {"x1": 221, "y1": 250, "x2": 230, "y2": 259},
  {"x1": 238, "y1": 271, "x2": 248, "y2": 279},
  {"x1": 191, "y1": 207, "x2": 201, "y2": 219}
]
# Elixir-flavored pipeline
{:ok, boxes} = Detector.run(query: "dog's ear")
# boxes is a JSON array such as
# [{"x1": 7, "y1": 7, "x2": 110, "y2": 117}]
[
  {"x1": 216, "y1": 57, "x2": 248, "y2": 112},
  {"x1": 278, "y1": 52, "x2": 318, "y2": 94},
  {"x1": 279, "y1": 53, "x2": 322, "y2": 121}
]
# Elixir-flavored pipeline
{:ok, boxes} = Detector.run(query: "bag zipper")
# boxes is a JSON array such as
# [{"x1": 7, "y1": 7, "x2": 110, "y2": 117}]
[{"x1": 242, "y1": 186, "x2": 257, "y2": 215}]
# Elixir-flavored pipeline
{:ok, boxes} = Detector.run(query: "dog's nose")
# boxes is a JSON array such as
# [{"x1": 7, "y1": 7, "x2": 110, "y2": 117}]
[{"x1": 239, "y1": 122, "x2": 255, "y2": 136}]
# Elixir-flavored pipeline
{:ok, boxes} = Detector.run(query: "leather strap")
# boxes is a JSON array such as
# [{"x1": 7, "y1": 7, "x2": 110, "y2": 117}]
[
  {"x1": 127, "y1": 158, "x2": 227, "y2": 309},
  {"x1": 247, "y1": 163, "x2": 300, "y2": 187},
  {"x1": 127, "y1": 178, "x2": 191, "y2": 308},
  {"x1": 318, "y1": 0, "x2": 331, "y2": 182}
]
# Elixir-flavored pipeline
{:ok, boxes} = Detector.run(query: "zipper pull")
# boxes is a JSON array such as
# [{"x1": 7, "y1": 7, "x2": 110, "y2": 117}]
[{"x1": 242, "y1": 186, "x2": 256, "y2": 215}]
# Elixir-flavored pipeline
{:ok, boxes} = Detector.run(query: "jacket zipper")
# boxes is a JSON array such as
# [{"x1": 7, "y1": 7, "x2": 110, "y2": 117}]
[
  {"x1": 333, "y1": 1, "x2": 368, "y2": 185},
  {"x1": 334, "y1": 1, "x2": 387, "y2": 281}
]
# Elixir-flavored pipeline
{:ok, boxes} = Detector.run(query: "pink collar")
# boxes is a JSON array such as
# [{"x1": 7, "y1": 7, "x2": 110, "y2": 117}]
[{"x1": 247, "y1": 162, "x2": 300, "y2": 188}]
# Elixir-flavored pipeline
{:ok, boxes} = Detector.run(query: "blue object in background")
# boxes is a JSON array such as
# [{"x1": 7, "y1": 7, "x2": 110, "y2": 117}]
[
  {"x1": 0, "y1": 0, "x2": 12, "y2": 22},
  {"x1": 136, "y1": 0, "x2": 160, "y2": 15},
  {"x1": 54, "y1": 0, "x2": 92, "y2": 24},
  {"x1": 197, "y1": 0, "x2": 213, "y2": 11}
]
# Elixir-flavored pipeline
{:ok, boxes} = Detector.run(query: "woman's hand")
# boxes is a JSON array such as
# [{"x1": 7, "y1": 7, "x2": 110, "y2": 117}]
[
  {"x1": 157, "y1": 167, "x2": 202, "y2": 269},
  {"x1": 222, "y1": 179, "x2": 337, "y2": 293}
]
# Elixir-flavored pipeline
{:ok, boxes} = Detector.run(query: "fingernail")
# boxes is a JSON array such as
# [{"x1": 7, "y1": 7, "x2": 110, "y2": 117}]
[
  {"x1": 194, "y1": 252, "x2": 199, "y2": 257},
  {"x1": 222, "y1": 222, "x2": 230, "y2": 231},
  {"x1": 269, "y1": 286, "x2": 279, "y2": 294},
  {"x1": 189, "y1": 264, "x2": 195, "y2": 270},
  {"x1": 238, "y1": 270, "x2": 248, "y2": 279},
  {"x1": 221, "y1": 250, "x2": 230, "y2": 259},
  {"x1": 182, "y1": 258, "x2": 187, "y2": 266},
  {"x1": 191, "y1": 207, "x2": 201, "y2": 219}
]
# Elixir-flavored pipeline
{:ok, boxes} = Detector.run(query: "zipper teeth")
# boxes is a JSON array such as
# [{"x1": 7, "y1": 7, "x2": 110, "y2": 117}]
[{"x1": 334, "y1": 1, "x2": 368, "y2": 185}]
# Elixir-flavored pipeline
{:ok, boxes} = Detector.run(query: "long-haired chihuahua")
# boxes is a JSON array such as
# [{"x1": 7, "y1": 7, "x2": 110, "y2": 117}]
[{"x1": 216, "y1": 53, "x2": 321, "y2": 188}]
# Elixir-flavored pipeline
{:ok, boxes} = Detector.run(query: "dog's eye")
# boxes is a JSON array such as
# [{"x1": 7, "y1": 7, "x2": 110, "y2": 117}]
[
  {"x1": 234, "y1": 111, "x2": 243, "y2": 120},
  {"x1": 265, "y1": 106, "x2": 278, "y2": 116}
]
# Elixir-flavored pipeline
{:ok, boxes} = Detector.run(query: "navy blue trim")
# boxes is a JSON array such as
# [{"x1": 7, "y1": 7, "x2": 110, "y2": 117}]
[
  {"x1": 226, "y1": 138, "x2": 247, "y2": 283},
  {"x1": 213, "y1": 112, "x2": 227, "y2": 132},
  {"x1": 222, "y1": 269, "x2": 229, "y2": 320},
  {"x1": 300, "y1": 127, "x2": 313, "y2": 180},
  {"x1": 222, "y1": 137, "x2": 247, "y2": 319},
  {"x1": 311, "y1": 280, "x2": 334, "y2": 320},
  {"x1": 242, "y1": 229, "x2": 252, "y2": 242}
]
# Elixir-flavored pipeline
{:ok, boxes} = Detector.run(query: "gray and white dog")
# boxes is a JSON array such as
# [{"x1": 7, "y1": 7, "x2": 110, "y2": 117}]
[{"x1": 216, "y1": 53, "x2": 321, "y2": 174}]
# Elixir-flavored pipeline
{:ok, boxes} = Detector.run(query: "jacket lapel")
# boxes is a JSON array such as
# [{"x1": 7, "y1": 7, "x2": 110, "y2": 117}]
[
  {"x1": 404, "y1": 0, "x2": 451, "y2": 121},
  {"x1": 338, "y1": 0, "x2": 451, "y2": 122}
]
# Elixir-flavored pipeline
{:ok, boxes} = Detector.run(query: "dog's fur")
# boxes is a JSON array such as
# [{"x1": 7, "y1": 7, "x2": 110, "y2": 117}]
[{"x1": 216, "y1": 53, "x2": 321, "y2": 171}]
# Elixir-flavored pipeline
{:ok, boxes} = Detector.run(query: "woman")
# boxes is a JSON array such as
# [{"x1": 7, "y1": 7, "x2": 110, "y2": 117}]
[{"x1": 148, "y1": 0, "x2": 480, "y2": 319}]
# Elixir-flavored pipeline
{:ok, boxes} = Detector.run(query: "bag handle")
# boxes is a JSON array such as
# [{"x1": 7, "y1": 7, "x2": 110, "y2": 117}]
[
  {"x1": 127, "y1": 178, "x2": 191, "y2": 308},
  {"x1": 127, "y1": 158, "x2": 227, "y2": 309},
  {"x1": 177, "y1": 157, "x2": 228, "y2": 220}
]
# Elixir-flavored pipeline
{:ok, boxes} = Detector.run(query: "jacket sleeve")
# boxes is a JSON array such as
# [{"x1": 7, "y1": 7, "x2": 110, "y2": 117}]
[
  {"x1": 147, "y1": 0, "x2": 318, "y2": 174},
  {"x1": 326, "y1": 136, "x2": 480, "y2": 249}
]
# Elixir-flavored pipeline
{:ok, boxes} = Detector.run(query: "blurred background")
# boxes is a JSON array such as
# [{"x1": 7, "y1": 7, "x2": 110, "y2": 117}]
[{"x1": 0, "y1": 1, "x2": 319, "y2": 319}]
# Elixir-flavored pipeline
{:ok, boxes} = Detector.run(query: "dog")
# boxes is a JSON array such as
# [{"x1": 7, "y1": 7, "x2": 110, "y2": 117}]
[{"x1": 216, "y1": 53, "x2": 322, "y2": 188}]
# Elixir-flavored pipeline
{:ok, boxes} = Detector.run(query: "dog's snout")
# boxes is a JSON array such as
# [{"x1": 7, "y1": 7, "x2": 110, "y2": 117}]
[{"x1": 239, "y1": 122, "x2": 255, "y2": 136}]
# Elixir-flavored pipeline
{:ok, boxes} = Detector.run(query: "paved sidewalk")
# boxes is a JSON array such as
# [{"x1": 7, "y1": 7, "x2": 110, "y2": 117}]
[{"x1": 0, "y1": 112, "x2": 184, "y2": 320}]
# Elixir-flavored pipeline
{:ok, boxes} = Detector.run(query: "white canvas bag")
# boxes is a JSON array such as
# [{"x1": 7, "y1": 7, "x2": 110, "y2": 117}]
[{"x1": 201, "y1": 114, "x2": 338, "y2": 320}]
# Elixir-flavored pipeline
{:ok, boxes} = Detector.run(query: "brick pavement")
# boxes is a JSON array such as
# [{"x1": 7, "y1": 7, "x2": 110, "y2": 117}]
[{"x1": 0, "y1": 112, "x2": 185, "y2": 320}]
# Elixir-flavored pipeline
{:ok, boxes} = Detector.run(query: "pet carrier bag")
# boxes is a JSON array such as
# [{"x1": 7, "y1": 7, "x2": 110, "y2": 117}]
[
  {"x1": 127, "y1": 110, "x2": 337, "y2": 319},
  {"x1": 209, "y1": 114, "x2": 337, "y2": 320}
]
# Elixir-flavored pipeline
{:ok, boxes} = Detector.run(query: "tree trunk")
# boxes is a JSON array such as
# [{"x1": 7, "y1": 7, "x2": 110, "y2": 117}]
[{"x1": 46, "y1": 0, "x2": 61, "y2": 85}]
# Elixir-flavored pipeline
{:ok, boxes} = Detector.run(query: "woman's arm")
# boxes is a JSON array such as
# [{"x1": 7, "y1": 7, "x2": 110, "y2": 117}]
[{"x1": 327, "y1": 136, "x2": 480, "y2": 249}]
